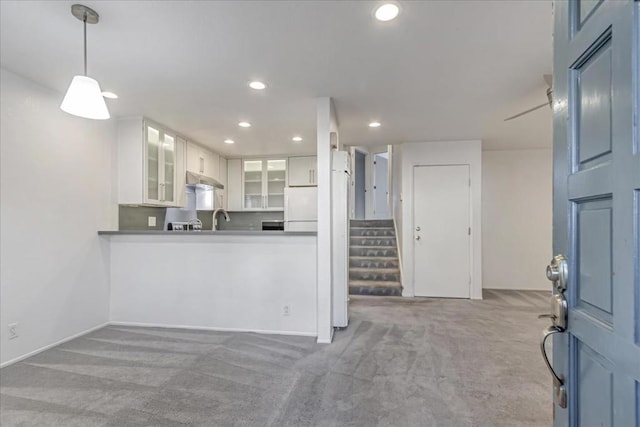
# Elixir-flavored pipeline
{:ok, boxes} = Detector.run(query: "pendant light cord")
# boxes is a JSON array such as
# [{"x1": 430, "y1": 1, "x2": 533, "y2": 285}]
[{"x1": 83, "y1": 13, "x2": 87, "y2": 76}]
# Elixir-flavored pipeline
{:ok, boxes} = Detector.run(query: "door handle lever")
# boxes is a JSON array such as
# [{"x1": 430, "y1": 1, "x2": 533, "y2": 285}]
[
  {"x1": 538, "y1": 314, "x2": 555, "y2": 320},
  {"x1": 540, "y1": 325, "x2": 567, "y2": 408}
]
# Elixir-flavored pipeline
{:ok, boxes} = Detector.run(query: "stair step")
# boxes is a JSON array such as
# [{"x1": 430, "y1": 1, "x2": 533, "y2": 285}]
[
  {"x1": 349, "y1": 269, "x2": 400, "y2": 282},
  {"x1": 349, "y1": 267, "x2": 399, "y2": 274},
  {"x1": 349, "y1": 246, "x2": 398, "y2": 257},
  {"x1": 349, "y1": 236, "x2": 396, "y2": 247},
  {"x1": 349, "y1": 268, "x2": 401, "y2": 281},
  {"x1": 349, "y1": 280, "x2": 402, "y2": 296},
  {"x1": 350, "y1": 219, "x2": 394, "y2": 228},
  {"x1": 350, "y1": 227, "x2": 395, "y2": 237},
  {"x1": 349, "y1": 257, "x2": 399, "y2": 269},
  {"x1": 349, "y1": 280, "x2": 402, "y2": 288}
]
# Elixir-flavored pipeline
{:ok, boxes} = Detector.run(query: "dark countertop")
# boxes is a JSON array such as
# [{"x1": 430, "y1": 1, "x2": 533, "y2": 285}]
[{"x1": 98, "y1": 230, "x2": 317, "y2": 236}]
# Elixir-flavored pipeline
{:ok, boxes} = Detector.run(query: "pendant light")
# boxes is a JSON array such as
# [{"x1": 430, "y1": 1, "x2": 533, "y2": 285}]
[{"x1": 60, "y1": 4, "x2": 110, "y2": 120}]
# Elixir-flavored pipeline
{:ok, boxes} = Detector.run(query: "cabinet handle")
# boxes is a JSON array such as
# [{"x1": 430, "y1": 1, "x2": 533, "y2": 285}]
[
  {"x1": 199, "y1": 157, "x2": 204, "y2": 174},
  {"x1": 312, "y1": 169, "x2": 315, "y2": 184},
  {"x1": 309, "y1": 169, "x2": 312, "y2": 184}
]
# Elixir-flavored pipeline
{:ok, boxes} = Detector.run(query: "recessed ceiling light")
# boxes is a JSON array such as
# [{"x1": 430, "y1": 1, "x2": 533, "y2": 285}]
[
  {"x1": 369, "y1": 121, "x2": 381, "y2": 128},
  {"x1": 249, "y1": 81, "x2": 266, "y2": 90},
  {"x1": 375, "y1": 3, "x2": 400, "y2": 22},
  {"x1": 238, "y1": 121, "x2": 251, "y2": 128},
  {"x1": 292, "y1": 136, "x2": 303, "y2": 142},
  {"x1": 101, "y1": 91, "x2": 118, "y2": 99},
  {"x1": 224, "y1": 139, "x2": 235, "y2": 144}
]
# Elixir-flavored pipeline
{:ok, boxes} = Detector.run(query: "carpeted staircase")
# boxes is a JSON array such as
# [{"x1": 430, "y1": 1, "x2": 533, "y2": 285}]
[{"x1": 349, "y1": 219, "x2": 402, "y2": 296}]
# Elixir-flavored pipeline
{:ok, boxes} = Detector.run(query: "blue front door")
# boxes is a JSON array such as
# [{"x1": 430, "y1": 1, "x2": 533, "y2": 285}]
[{"x1": 549, "y1": 0, "x2": 640, "y2": 426}]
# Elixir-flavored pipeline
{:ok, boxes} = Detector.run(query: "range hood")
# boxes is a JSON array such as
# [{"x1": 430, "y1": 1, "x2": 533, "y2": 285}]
[{"x1": 186, "y1": 171, "x2": 224, "y2": 189}]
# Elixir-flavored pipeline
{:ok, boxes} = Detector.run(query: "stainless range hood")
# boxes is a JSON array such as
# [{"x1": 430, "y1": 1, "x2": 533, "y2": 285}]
[{"x1": 185, "y1": 171, "x2": 224, "y2": 189}]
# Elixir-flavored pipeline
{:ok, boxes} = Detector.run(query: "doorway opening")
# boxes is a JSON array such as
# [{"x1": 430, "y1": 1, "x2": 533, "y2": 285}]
[
  {"x1": 353, "y1": 150, "x2": 366, "y2": 220},
  {"x1": 372, "y1": 152, "x2": 390, "y2": 219}
]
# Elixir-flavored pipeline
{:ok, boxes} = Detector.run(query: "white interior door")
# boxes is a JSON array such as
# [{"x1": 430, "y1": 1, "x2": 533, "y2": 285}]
[
  {"x1": 373, "y1": 153, "x2": 389, "y2": 219},
  {"x1": 413, "y1": 165, "x2": 470, "y2": 298}
]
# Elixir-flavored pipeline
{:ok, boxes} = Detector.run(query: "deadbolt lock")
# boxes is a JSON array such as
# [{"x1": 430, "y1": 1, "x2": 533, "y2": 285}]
[{"x1": 546, "y1": 254, "x2": 568, "y2": 292}]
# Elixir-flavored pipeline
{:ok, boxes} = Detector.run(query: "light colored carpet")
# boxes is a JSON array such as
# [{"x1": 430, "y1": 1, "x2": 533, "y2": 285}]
[{"x1": 0, "y1": 290, "x2": 552, "y2": 426}]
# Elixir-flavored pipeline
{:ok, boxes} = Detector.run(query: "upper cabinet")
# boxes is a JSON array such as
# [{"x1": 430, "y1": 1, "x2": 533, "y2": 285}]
[
  {"x1": 288, "y1": 155, "x2": 317, "y2": 186},
  {"x1": 117, "y1": 117, "x2": 185, "y2": 207},
  {"x1": 217, "y1": 156, "x2": 228, "y2": 209},
  {"x1": 227, "y1": 159, "x2": 242, "y2": 211},
  {"x1": 186, "y1": 141, "x2": 219, "y2": 180},
  {"x1": 243, "y1": 158, "x2": 287, "y2": 210}
]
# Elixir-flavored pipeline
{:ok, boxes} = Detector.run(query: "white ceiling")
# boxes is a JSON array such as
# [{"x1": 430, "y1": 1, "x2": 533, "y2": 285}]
[{"x1": 0, "y1": 0, "x2": 552, "y2": 157}]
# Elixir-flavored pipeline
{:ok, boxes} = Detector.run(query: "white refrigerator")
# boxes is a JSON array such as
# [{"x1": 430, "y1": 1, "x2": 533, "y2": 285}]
[
  {"x1": 284, "y1": 187, "x2": 317, "y2": 231},
  {"x1": 332, "y1": 150, "x2": 351, "y2": 328}
]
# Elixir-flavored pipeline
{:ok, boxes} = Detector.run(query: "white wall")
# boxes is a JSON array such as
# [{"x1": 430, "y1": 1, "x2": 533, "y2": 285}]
[
  {"x1": 399, "y1": 140, "x2": 483, "y2": 299},
  {"x1": 109, "y1": 234, "x2": 317, "y2": 335},
  {"x1": 0, "y1": 69, "x2": 116, "y2": 366},
  {"x1": 482, "y1": 149, "x2": 552, "y2": 290},
  {"x1": 391, "y1": 144, "x2": 403, "y2": 265},
  {"x1": 316, "y1": 97, "x2": 338, "y2": 343}
]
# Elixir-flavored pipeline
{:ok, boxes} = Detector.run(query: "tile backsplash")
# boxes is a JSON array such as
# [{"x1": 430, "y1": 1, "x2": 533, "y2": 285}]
[
  {"x1": 119, "y1": 206, "x2": 166, "y2": 230},
  {"x1": 212, "y1": 211, "x2": 283, "y2": 231},
  {"x1": 119, "y1": 206, "x2": 283, "y2": 231}
]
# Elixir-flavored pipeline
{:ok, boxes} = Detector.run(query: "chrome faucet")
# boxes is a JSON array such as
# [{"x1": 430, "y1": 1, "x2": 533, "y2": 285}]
[{"x1": 212, "y1": 208, "x2": 230, "y2": 231}]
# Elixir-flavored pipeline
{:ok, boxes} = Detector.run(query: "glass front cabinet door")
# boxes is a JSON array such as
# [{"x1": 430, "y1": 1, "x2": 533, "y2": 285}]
[
  {"x1": 266, "y1": 159, "x2": 286, "y2": 209},
  {"x1": 145, "y1": 122, "x2": 176, "y2": 206},
  {"x1": 242, "y1": 158, "x2": 286, "y2": 210},
  {"x1": 243, "y1": 160, "x2": 264, "y2": 210}
]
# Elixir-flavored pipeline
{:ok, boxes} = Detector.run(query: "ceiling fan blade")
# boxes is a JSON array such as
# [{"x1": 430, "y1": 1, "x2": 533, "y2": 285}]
[
  {"x1": 504, "y1": 102, "x2": 549, "y2": 122},
  {"x1": 543, "y1": 74, "x2": 553, "y2": 87}
]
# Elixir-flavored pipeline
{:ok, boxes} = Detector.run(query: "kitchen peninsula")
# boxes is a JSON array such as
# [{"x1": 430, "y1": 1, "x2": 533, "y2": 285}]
[
  {"x1": 99, "y1": 230, "x2": 318, "y2": 337},
  {"x1": 100, "y1": 115, "x2": 320, "y2": 339}
]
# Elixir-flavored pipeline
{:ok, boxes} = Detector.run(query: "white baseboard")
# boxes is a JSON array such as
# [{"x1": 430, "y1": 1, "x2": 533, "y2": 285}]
[
  {"x1": 109, "y1": 321, "x2": 318, "y2": 338},
  {"x1": 0, "y1": 322, "x2": 109, "y2": 369}
]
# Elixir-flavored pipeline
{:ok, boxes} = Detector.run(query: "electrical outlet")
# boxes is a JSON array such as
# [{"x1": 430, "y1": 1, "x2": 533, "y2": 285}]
[
  {"x1": 8, "y1": 323, "x2": 18, "y2": 340},
  {"x1": 148, "y1": 216, "x2": 156, "y2": 227},
  {"x1": 283, "y1": 305, "x2": 290, "y2": 316}
]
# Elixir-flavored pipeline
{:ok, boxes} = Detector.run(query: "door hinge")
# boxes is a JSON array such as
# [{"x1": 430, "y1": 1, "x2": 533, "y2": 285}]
[{"x1": 468, "y1": 227, "x2": 471, "y2": 235}]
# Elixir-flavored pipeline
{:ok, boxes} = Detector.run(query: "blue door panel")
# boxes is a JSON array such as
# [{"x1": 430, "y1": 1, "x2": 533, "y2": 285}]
[
  {"x1": 576, "y1": 40, "x2": 612, "y2": 167},
  {"x1": 577, "y1": 341, "x2": 613, "y2": 427},
  {"x1": 577, "y1": 202, "x2": 613, "y2": 322}
]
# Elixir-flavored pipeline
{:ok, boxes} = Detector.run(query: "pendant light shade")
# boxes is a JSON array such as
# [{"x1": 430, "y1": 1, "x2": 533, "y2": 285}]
[
  {"x1": 60, "y1": 4, "x2": 110, "y2": 120},
  {"x1": 61, "y1": 75, "x2": 110, "y2": 119}
]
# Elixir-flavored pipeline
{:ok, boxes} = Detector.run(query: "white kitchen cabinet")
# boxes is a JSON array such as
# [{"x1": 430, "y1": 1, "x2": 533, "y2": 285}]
[
  {"x1": 243, "y1": 158, "x2": 287, "y2": 210},
  {"x1": 217, "y1": 156, "x2": 228, "y2": 209},
  {"x1": 227, "y1": 158, "x2": 242, "y2": 211},
  {"x1": 288, "y1": 156, "x2": 317, "y2": 186},
  {"x1": 117, "y1": 117, "x2": 184, "y2": 207},
  {"x1": 186, "y1": 141, "x2": 219, "y2": 180}
]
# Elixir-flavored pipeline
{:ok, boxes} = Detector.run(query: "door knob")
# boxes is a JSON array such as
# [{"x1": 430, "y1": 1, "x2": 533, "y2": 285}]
[
  {"x1": 546, "y1": 254, "x2": 568, "y2": 291},
  {"x1": 415, "y1": 235, "x2": 421, "y2": 241}
]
